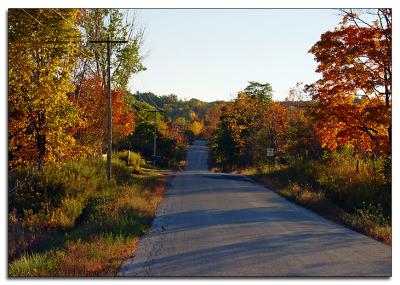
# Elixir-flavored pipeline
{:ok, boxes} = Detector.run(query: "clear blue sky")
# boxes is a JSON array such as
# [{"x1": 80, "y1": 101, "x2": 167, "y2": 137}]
[{"x1": 129, "y1": 9, "x2": 343, "y2": 102}]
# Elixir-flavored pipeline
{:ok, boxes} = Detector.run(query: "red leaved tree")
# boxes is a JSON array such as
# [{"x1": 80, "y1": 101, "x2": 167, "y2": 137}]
[
  {"x1": 71, "y1": 74, "x2": 135, "y2": 154},
  {"x1": 307, "y1": 9, "x2": 391, "y2": 154}
]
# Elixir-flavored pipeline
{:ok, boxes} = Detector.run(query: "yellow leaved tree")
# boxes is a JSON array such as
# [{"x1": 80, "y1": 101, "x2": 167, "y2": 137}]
[{"x1": 9, "y1": 9, "x2": 81, "y2": 169}]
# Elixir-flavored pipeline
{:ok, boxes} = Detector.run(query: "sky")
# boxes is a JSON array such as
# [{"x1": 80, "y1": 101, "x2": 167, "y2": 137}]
[{"x1": 128, "y1": 9, "x2": 343, "y2": 102}]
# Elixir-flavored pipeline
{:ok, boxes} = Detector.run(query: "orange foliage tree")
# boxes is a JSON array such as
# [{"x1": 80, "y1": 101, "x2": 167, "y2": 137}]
[
  {"x1": 202, "y1": 103, "x2": 223, "y2": 140},
  {"x1": 253, "y1": 103, "x2": 289, "y2": 163},
  {"x1": 308, "y1": 9, "x2": 391, "y2": 154},
  {"x1": 71, "y1": 74, "x2": 135, "y2": 154}
]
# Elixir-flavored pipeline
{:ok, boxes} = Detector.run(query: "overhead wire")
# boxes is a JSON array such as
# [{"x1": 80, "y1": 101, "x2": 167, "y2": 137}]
[
  {"x1": 22, "y1": 9, "x2": 43, "y2": 26},
  {"x1": 51, "y1": 8, "x2": 68, "y2": 22},
  {"x1": 25, "y1": 9, "x2": 150, "y2": 124},
  {"x1": 143, "y1": 92, "x2": 163, "y2": 111}
]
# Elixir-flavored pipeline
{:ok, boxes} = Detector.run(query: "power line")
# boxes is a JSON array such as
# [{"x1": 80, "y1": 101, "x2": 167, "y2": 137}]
[
  {"x1": 137, "y1": 92, "x2": 148, "y2": 104},
  {"x1": 22, "y1": 9, "x2": 43, "y2": 26},
  {"x1": 52, "y1": 8, "x2": 68, "y2": 22},
  {"x1": 134, "y1": 110, "x2": 146, "y2": 121},
  {"x1": 131, "y1": 99, "x2": 151, "y2": 112},
  {"x1": 136, "y1": 91, "x2": 162, "y2": 111},
  {"x1": 14, "y1": 9, "x2": 102, "y2": 78},
  {"x1": 130, "y1": 100, "x2": 149, "y2": 120},
  {"x1": 143, "y1": 92, "x2": 163, "y2": 111}
]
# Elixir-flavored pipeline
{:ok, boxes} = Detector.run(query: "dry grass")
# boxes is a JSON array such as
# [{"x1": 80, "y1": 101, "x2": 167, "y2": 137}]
[
  {"x1": 250, "y1": 173, "x2": 391, "y2": 245},
  {"x1": 9, "y1": 162, "x2": 167, "y2": 277},
  {"x1": 55, "y1": 235, "x2": 140, "y2": 277}
]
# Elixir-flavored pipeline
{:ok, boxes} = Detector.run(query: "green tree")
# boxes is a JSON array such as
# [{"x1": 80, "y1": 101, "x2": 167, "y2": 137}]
[
  {"x1": 75, "y1": 9, "x2": 145, "y2": 91},
  {"x1": 243, "y1": 81, "x2": 273, "y2": 105}
]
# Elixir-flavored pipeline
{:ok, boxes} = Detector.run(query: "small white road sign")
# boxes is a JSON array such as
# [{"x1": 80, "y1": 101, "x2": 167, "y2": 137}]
[{"x1": 267, "y1": 148, "x2": 274, "y2": 157}]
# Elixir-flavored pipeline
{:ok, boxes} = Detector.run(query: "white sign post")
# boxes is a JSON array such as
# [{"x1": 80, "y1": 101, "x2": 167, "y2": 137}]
[{"x1": 267, "y1": 148, "x2": 274, "y2": 172}]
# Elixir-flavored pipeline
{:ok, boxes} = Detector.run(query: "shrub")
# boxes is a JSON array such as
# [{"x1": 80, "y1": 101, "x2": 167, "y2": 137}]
[
  {"x1": 356, "y1": 202, "x2": 389, "y2": 226},
  {"x1": 114, "y1": 150, "x2": 144, "y2": 172}
]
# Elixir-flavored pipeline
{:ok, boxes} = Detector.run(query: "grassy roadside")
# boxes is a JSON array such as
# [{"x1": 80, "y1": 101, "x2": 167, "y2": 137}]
[
  {"x1": 8, "y1": 158, "x2": 169, "y2": 277},
  {"x1": 236, "y1": 166, "x2": 391, "y2": 245}
]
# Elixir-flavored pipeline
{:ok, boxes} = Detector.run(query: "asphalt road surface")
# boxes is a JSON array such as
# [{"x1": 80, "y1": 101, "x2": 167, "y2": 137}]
[{"x1": 118, "y1": 140, "x2": 391, "y2": 277}]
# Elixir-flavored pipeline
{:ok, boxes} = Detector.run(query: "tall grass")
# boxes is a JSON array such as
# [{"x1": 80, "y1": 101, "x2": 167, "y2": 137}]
[
  {"x1": 236, "y1": 148, "x2": 391, "y2": 244},
  {"x1": 114, "y1": 150, "x2": 144, "y2": 172},
  {"x1": 9, "y1": 157, "x2": 167, "y2": 276},
  {"x1": 9, "y1": 158, "x2": 123, "y2": 257}
]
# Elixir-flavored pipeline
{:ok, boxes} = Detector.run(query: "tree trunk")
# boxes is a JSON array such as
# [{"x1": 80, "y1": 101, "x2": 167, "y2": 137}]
[{"x1": 36, "y1": 112, "x2": 46, "y2": 171}]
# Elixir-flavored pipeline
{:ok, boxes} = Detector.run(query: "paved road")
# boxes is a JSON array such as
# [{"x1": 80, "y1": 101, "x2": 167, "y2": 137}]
[{"x1": 118, "y1": 140, "x2": 391, "y2": 277}]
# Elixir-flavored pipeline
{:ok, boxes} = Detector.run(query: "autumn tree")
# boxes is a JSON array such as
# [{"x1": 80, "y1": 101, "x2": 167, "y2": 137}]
[
  {"x1": 213, "y1": 92, "x2": 262, "y2": 167},
  {"x1": 308, "y1": 9, "x2": 391, "y2": 154},
  {"x1": 69, "y1": 9, "x2": 145, "y2": 156},
  {"x1": 8, "y1": 9, "x2": 81, "y2": 169},
  {"x1": 253, "y1": 103, "x2": 289, "y2": 164},
  {"x1": 286, "y1": 82, "x2": 310, "y2": 104},
  {"x1": 187, "y1": 121, "x2": 202, "y2": 138},
  {"x1": 202, "y1": 102, "x2": 224, "y2": 139},
  {"x1": 71, "y1": 74, "x2": 135, "y2": 153}
]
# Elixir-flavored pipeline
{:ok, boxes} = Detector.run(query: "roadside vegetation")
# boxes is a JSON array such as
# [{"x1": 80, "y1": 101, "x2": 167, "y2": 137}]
[
  {"x1": 209, "y1": 10, "x2": 391, "y2": 244},
  {"x1": 237, "y1": 151, "x2": 391, "y2": 244},
  {"x1": 8, "y1": 155, "x2": 168, "y2": 276}
]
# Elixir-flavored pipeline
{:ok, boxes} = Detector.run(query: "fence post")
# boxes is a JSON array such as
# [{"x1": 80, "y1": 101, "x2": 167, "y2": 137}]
[{"x1": 29, "y1": 166, "x2": 34, "y2": 185}]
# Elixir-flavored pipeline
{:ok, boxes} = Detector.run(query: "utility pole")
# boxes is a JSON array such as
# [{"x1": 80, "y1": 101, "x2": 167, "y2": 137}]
[
  {"x1": 145, "y1": 108, "x2": 163, "y2": 168},
  {"x1": 89, "y1": 37, "x2": 127, "y2": 182},
  {"x1": 153, "y1": 109, "x2": 157, "y2": 168}
]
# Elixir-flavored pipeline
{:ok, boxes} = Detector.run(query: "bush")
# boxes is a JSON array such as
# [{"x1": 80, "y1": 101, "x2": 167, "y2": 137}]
[
  {"x1": 356, "y1": 202, "x2": 389, "y2": 226},
  {"x1": 114, "y1": 150, "x2": 144, "y2": 172}
]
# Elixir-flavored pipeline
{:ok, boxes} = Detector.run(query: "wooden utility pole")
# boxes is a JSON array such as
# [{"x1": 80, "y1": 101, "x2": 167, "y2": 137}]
[
  {"x1": 89, "y1": 37, "x2": 127, "y2": 182},
  {"x1": 144, "y1": 108, "x2": 163, "y2": 168},
  {"x1": 153, "y1": 109, "x2": 157, "y2": 168}
]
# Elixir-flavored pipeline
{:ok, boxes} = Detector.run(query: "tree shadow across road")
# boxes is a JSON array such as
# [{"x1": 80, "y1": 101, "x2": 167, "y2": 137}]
[{"x1": 120, "y1": 225, "x2": 390, "y2": 276}]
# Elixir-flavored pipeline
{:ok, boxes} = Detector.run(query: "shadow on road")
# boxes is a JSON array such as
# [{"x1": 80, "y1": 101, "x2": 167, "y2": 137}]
[{"x1": 120, "y1": 226, "x2": 389, "y2": 276}]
